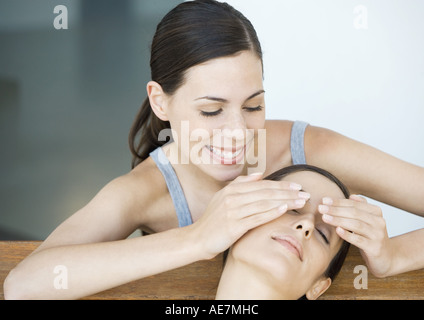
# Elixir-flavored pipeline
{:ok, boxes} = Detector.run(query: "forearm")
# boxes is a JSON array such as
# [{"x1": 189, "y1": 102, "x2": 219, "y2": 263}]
[
  {"x1": 386, "y1": 228, "x2": 424, "y2": 277},
  {"x1": 4, "y1": 225, "x2": 202, "y2": 299}
]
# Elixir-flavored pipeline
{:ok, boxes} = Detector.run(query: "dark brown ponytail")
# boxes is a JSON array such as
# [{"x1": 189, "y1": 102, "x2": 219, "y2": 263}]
[
  {"x1": 129, "y1": 0, "x2": 263, "y2": 168},
  {"x1": 129, "y1": 98, "x2": 170, "y2": 168}
]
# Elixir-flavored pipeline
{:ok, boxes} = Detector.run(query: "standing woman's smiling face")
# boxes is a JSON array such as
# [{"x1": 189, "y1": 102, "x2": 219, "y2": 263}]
[
  {"x1": 228, "y1": 171, "x2": 346, "y2": 299},
  {"x1": 155, "y1": 50, "x2": 266, "y2": 181}
]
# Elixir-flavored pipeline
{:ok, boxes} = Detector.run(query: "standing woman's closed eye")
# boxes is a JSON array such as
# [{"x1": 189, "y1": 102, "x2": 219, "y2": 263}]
[{"x1": 200, "y1": 105, "x2": 264, "y2": 117}]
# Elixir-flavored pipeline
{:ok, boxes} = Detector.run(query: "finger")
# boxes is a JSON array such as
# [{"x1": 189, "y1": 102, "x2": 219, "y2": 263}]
[
  {"x1": 322, "y1": 197, "x2": 366, "y2": 208},
  {"x1": 231, "y1": 172, "x2": 264, "y2": 183},
  {"x1": 322, "y1": 213, "x2": 374, "y2": 238},
  {"x1": 336, "y1": 226, "x2": 370, "y2": 251},
  {"x1": 349, "y1": 194, "x2": 367, "y2": 203},
  {"x1": 318, "y1": 203, "x2": 368, "y2": 221},
  {"x1": 235, "y1": 196, "x2": 308, "y2": 219},
  {"x1": 321, "y1": 197, "x2": 381, "y2": 217},
  {"x1": 242, "y1": 204, "x2": 288, "y2": 231},
  {"x1": 230, "y1": 178, "x2": 303, "y2": 193},
  {"x1": 324, "y1": 195, "x2": 367, "y2": 204},
  {"x1": 349, "y1": 195, "x2": 383, "y2": 217},
  {"x1": 233, "y1": 188, "x2": 310, "y2": 205}
]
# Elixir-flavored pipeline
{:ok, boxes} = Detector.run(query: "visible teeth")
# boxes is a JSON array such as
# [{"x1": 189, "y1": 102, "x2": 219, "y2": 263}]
[{"x1": 207, "y1": 145, "x2": 243, "y2": 159}]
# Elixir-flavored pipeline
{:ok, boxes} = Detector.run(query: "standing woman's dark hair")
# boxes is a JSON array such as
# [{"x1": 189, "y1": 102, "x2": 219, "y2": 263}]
[{"x1": 129, "y1": 0, "x2": 263, "y2": 168}]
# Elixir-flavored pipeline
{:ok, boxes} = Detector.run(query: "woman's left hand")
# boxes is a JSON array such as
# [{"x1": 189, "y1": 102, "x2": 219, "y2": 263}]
[{"x1": 318, "y1": 195, "x2": 394, "y2": 278}]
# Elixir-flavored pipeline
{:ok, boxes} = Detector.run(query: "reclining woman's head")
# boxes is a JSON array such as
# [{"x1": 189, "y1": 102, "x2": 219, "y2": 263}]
[{"x1": 216, "y1": 165, "x2": 351, "y2": 300}]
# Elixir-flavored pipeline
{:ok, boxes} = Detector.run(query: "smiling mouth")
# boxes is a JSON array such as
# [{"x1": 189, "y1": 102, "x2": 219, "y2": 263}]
[
  {"x1": 271, "y1": 235, "x2": 303, "y2": 261},
  {"x1": 205, "y1": 145, "x2": 245, "y2": 164}
]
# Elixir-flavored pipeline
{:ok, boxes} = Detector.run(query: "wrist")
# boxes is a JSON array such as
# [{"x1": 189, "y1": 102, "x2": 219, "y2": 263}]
[
  {"x1": 382, "y1": 236, "x2": 411, "y2": 277},
  {"x1": 183, "y1": 223, "x2": 217, "y2": 261},
  {"x1": 183, "y1": 223, "x2": 220, "y2": 260}
]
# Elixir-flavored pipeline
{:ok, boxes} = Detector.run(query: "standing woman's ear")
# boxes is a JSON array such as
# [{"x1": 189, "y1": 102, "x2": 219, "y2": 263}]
[{"x1": 147, "y1": 81, "x2": 169, "y2": 121}]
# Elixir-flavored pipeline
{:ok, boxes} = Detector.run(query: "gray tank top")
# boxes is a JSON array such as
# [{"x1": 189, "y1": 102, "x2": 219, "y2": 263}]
[{"x1": 149, "y1": 120, "x2": 308, "y2": 227}]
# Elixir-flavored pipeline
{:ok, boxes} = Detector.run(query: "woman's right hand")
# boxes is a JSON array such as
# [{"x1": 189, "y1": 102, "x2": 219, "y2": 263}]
[{"x1": 190, "y1": 173, "x2": 310, "y2": 259}]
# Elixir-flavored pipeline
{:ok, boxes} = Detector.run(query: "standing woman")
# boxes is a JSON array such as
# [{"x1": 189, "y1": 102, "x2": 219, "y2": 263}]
[{"x1": 4, "y1": 0, "x2": 424, "y2": 299}]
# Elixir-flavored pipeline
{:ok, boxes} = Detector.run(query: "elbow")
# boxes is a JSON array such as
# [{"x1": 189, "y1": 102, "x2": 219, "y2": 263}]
[
  {"x1": 3, "y1": 268, "x2": 21, "y2": 300},
  {"x1": 4, "y1": 264, "x2": 79, "y2": 300},
  {"x1": 3, "y1": 267, "x2": 34, "y2": 300}
]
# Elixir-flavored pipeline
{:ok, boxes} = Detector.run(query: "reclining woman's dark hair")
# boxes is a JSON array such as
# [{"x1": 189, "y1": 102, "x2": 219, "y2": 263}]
[
  {"x1": 223, "y1": 164, "x2": 351, "y2": 300},
  {"x1": 129, "y1": 0, "x2": 262, "y2": 168},
  {"x1": 267, "y1": 164, "x2": 351, "y2": 299}
]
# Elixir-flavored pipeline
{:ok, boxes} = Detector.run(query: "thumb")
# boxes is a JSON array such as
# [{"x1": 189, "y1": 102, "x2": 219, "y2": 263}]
[{"x1": 350, "y1": 194, "x2": 367, "y2": 203}]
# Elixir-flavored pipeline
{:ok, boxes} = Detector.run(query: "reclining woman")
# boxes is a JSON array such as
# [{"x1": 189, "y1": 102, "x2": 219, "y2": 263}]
[{"x1": 216, "y1": 164, "x2": 352, "y2": 300}]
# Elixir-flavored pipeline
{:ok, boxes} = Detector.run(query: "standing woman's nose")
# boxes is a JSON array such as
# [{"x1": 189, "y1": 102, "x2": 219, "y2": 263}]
[{"x1": 221, "y1": 109, "x2": 246, "y2": 143}]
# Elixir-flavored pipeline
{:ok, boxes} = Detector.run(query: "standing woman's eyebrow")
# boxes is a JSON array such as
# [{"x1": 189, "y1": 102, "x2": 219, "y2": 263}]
[
  {"x1": 245, "y1": 89, "x2": 265, "y2": 101},
  {"x1": 194, "y1": 89, "x2": 265, "y2": 103},
  {"x1": 194, "y1": 96, "x2": 228, "y2": 103}
]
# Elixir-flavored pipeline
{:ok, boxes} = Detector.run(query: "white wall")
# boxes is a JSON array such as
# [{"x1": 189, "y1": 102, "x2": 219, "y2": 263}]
[{"x1": 225, "y1": 0, "x2": 424, "y2": 237}]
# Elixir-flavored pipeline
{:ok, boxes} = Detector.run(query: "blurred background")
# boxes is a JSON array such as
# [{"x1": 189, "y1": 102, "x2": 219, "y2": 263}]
[
  {"x1": 0, "y1": 0, "x2": 181, "y2": 239},
  {"x1": 1, "y1": 0, "x2": 423, "y2": 240}
]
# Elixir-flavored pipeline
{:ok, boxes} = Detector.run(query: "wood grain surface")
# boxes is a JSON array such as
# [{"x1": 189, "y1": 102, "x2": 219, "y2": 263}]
[{"x1": 1, "y1": 241, "x2": 422, "y2": 300}]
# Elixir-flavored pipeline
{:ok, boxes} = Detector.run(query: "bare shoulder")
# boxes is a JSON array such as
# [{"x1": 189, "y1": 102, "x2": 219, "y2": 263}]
[
  {"x1": 36, "y1": 157, "x2": 171, "y2": 252},
  {"x1": 88, "y1": 157, "x2": 165, "y2": 216},
  {"x1": 303, "y1": 124, "x2": 343, "y2": 157},
  {"x1": 125, "y1": 157, "x2": 175, "y2": 230},
  {"x1": 304, "y1": 124, "x2": 424, "y2": 214},
  {"x1": 303, "y1": 124, "x2": 372, "y2": 188},
  {"x1": 264, "y1": 119, "x2": 293, "y2": 137},
  {"x1": 303, "y1": 124, "x2": 377, "y2": 169}
]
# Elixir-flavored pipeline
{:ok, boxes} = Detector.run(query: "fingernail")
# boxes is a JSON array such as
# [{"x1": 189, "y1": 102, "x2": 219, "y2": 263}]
[
  {"x1": 322, "y1": 214, "x2": 333, "y2": 222},
  {"x1": 249, "y1": 172, "x2": 263, "y2": 176},
  {"x1": 298, "y1": 192, "x2": 311, "y2": 200},
  {"x1": 295, "y1": 199, "x2": 306, "y2": 207},
  {"x1": 318, "y1": 204, "x2": 329, "y2": 214},
  {"x1": 336, "y1": 226, "x2": 345, "y2": 235},
  {"x1": 289, "y1": 183, "x2": 302, "y2": 190},
  {"x1": 322, "y1": 197, "x2": 333, "y2": 205},
  {"x1": 278, "y1": 204, "x2": 288, "y2": 213},
  {"x1": 350, "y1": 194, "x2": 363, "y2": 201}
]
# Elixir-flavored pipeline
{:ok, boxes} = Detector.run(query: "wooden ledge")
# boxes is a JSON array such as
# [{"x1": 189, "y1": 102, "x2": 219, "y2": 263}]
[{"x1": 1, "y1": 241, "x2": 423, "y2": 300}]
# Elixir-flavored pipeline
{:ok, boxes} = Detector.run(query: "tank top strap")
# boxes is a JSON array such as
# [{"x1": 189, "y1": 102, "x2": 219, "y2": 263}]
[
  {"x1": 150, "y1": 147, "x2": 193, "y2": 227},
  {"x1": 290, "y1": 121, "x2": 309, "y2": 165}
]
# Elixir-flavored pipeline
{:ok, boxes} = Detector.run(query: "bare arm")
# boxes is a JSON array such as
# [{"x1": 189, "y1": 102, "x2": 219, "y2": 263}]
[
  {"x1": 3, "y1": 174, "x2": 204, "y2": 299},
  {"x1": 305, "y1": 125, "x2": 424, "y2": 216},
  {"x1": 384, "y1": 228, "x2": 424, "y2": 276},
  {"x1": 307, "y1": 125, "x2": 424, "y2": 275},
  {"x1": 4, "y1": 170, "x2": 309, "y2": 299},
  {"x1": 4, "y1": 226, "x2": 202, "y2": 299}
]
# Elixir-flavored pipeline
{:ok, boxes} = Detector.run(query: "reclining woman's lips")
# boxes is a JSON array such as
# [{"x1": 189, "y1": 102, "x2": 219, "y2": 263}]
[{"x1": 271, "y1": 235, "x2": 303, "y2": 261}]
